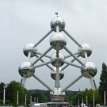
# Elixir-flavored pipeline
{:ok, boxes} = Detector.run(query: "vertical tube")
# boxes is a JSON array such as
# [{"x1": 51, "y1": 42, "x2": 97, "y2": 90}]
[
  {"x1": 81, "y1": 97, "x2": 84, "y2": 107},
  {"x1": 37, "y1": 97, "x2": 38, "y2": 103},
  {"x1": 86, "y1": 96, "x2": 88, "y2": 106},
  {"x1": 17, "y1": 91, "x2": 19, "y2": 105},
  {"x1": 85, "y1": 52, "x2": 88, "y2": 62},
  {"x1": 104, "y1": 91, "x2": 106, "y2": 106},
  {"x1": 78, "y1": 98, "x2": 80, "y2": 107},
  {"x1": 93, "y1": 92, "x2": 95, "y2": 107},
  {"x1": 25, "y1": 94, "x2": 27, "y2": 105},
  {"x1": 34, "y1": 97, "x2": 36, "y2": 102},
  {"x1": 82, "y1": 97, "x2": 83, "y2": 104},
  {"x1": 30, "y1": 96, "x2": 32, "y2": 103},
  {"x1": 56, "y1": 25, "x2": 60, "y2": 32},
  {"x1": 55, "y1": 49, "x2": 60, "y2": 88},
  {"x1": 3, "y1": 87, "x2": 5, "y2": 105},
  {"x1": 55, "y1": 67, "x2": 60, "y2": 88},
  {"x1": 28, "y1": 52, "x2": 31, "y2": 62}
]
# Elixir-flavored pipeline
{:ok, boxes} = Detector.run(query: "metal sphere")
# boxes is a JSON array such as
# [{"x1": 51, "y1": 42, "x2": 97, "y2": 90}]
[
  {"x1": 51, "y1": 72, "x2": 64, "y2": 80},
  {"x1": 81, "y1": 62, "x2": 97, "y2": 78},
  {"x1": 23, "y1": 43, "x2": 38, "y2": 57},
  {"x1": 50, "y1": 16, "x2": 65, "y2": 31},
  {"x1": 51, "y1": 53, "x2": 64, "y2": 67},
  {"x1": 18, "y1": 62, "x2": 35, "y2": 78},
  {"x1": 78, "y1": 43, "x2": 92, "y2": 58},
  {"x1": 50, "y1": 32, "x2": 67, "y2": 50}
]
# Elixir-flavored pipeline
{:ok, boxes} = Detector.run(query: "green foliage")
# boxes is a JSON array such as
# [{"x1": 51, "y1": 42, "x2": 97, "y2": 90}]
[
  {"x1": 65, "y1": 89, "x2": 101, "y2": 106},
  {"x1": 32, "y1": 91, "x2": 48, "y2": 103},
  {"x1": 99, "y1": 63, "x2": 107, "y2": 102},
  {"x1": 0, "y1": 82, "x2": 5, "y2": 100},
  {"x1": 0, "y1": 80, "x2": 30, "y2": 105}
]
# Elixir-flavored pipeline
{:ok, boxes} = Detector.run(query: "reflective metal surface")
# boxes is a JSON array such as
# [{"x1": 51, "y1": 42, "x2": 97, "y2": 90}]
[
  {"x1": 78, "y1": 43, "x2": 92, "y2": 58},
  {"x1": 81, "y1": 62, "x2": 97, "y2": 78},
  {"x1": 50, "y1": 16, "x2": 65, "y2": 31},
  {"x1": 19, "y1": 14, "x2": 98, "y2": 97},
  {"x1": 23, "y1": 43, "x2": 37, "y2": 57},
  {"x1": 51, "y1": 53, "x2": 64, "y2": 67},
  {"x1": 51, "y1": 72, "x2": 64, "y2": 80},
  {"x1": 19, "y1": 62, "x2": 35, "y2": 78},
  {"x1": 50, "y1": 32, "x2": 67, "y2": 50}
]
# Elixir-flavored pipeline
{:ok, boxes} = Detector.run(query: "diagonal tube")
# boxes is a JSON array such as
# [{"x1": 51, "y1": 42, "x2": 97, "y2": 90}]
[
  {"x1": 85, "y1": 52, "x2": 88, "y2": 62},
  {"x1": 89, "y1": 78, "x2": 97, "y2": 90},
  {"x1": 21, "y1": 77, "x2": 26, "y2": 87},
  {"x1": 33, "y1": 61, "x2": 52, "y2": 69},
  {"x1": 34, "y1": 30, "x2": 53, "y2": 47},
  {"x1": 31, "y1": 47, "x2": 52, "y2": 66},
  {"x1": 35, "y1": 54, "x2": 54, "y2": 71},
  {"x1": 61, "y1": 58, "x2": 76, "y2": 71},
  {"x1": 64, "y1": 61, "x2": 82, "y2": 69},
  {"x1": 61, "y1": 74, "x2": 83, "y2": 92},
  {"x1": 63, "y1": 29, "x2": 81, "y2": 47},
  {"x1": 65, "y1": 52, "x2": 79, "y2": 59},
  {"x1": 37, "y1": 52, "x2": 51, "y2": 59},
  {"x1": 61, "y1": 54, "x2": 80, "y2": 71},
  {"x1": 64, "y1": 47, "x2": 84, "y2": 66},
  {"x1": 33, "y1": 74, "x2": 53, "y2": 91}
]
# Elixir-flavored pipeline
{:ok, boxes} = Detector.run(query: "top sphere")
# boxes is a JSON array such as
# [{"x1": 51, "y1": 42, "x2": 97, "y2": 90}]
[
  {"x1": 50, "y1": 16, "x2": 65, "y2": 32},
  {"x1": 78, "y1": 43, "x2": 92, "y2": 58},
  {"x1": 23, "y1": 43, "x2": 38, "y2": 57}
]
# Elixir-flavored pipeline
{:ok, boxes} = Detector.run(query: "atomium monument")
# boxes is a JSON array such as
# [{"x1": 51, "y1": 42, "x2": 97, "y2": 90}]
[{"x1": 18, "y1": 13, "x2": 97, "y2": 102}]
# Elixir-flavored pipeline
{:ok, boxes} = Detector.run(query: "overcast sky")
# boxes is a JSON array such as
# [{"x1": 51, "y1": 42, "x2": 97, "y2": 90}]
[{"x1": 0, "y1": 0, "x2": 107, "y2": 91}]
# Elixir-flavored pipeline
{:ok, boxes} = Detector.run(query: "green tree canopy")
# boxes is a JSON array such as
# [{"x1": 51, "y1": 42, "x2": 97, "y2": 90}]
[
  {"x1": 99, "y1": 63, "x2": 107, "y2": 102},
  {"x1": 66, "y1": 89, "x2": 101, "y2": 106},
  {"x1": 0, "y1": 81, "x2": 30, "y2": 105},
  {"x1": 32, "y1": 91, "x2": 48, "y2": 103},
  {"x1": 7, "y1": 80, "x2": 30, "y2": 105},
  {"x1": 0, "y1": 82, "x2": 5, "y2": 99}
]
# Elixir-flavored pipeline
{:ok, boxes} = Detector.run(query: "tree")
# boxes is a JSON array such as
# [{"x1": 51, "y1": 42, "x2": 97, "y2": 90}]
[
  {"x1": 6, "y1": 81, "x2": 30, "y2": 105},
  {"x1": 0, "y1": 82, "x2": 5, "y2": 104},
  {"x1": 99, "y1": 63, "x2": 107, "y2": 103},
  {"x1": 32, "y1": 92, "x2": 48, "y2": 103}
]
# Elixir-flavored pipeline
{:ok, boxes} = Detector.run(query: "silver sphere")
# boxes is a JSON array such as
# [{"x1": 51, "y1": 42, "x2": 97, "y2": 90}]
[
  {"x1": 51, "y1": 53, "x2": 64, "y2": 67},
  {"x1": 50, "y1": 32, "x2": 67, "y2": 50},
  {"x1": 18, "y1": 62, "x2": 35, "y2": 78},
  {"x1": 50, "y1": 16, "x2": 65, "y2": 31},
  {"x1": 51, "y1": 72, "x2": 64, "y2": 80},
  {"x1": 78, "y1": 43, "x2": 92, "y2": 58},
  {"x1": 23, "y1": 43, "x2": 37, "y2": 57},
  {"x1": 81, "y1": 62, "x2": 97, "y2": 78}
]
